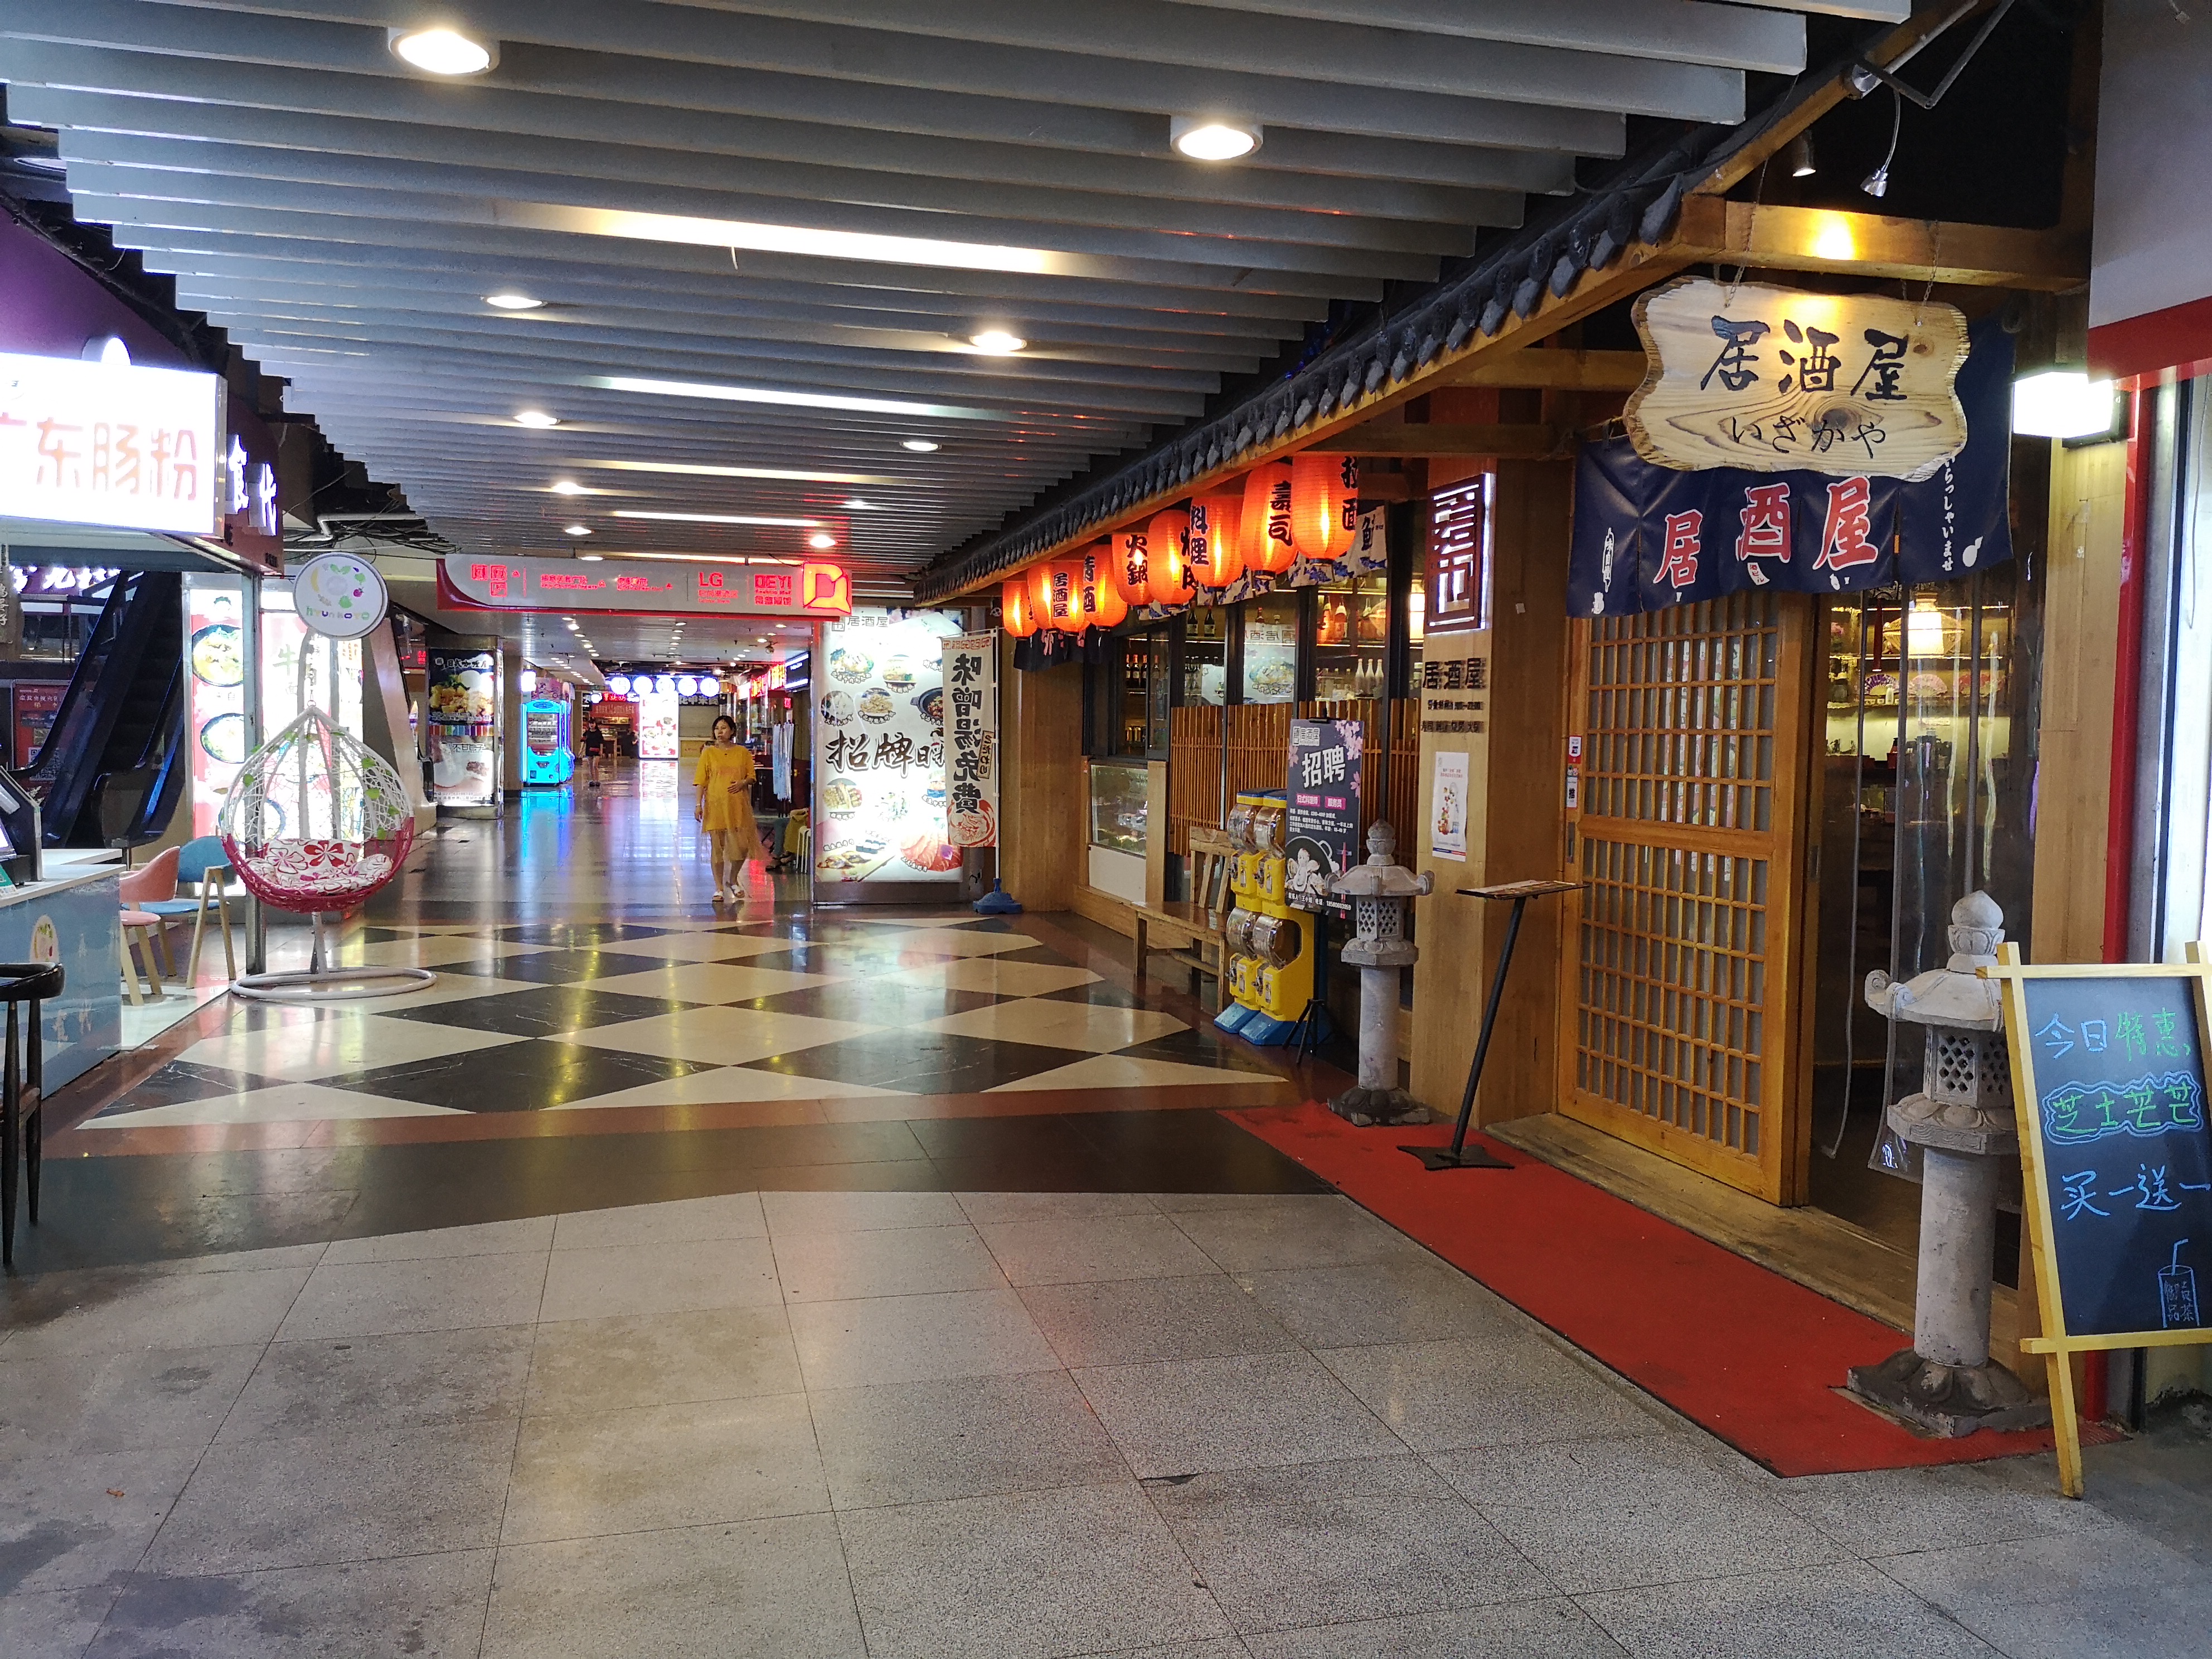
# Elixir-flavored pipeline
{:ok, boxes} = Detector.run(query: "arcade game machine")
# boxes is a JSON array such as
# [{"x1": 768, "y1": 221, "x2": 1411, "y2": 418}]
[{"x1": 522, "y1": 695, "x2": 574, "y2": 787}]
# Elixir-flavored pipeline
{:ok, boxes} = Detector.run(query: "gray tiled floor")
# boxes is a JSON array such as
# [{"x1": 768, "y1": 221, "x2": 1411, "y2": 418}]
[{"x1": 1, "y1": 1190, "x2": 2203, "y2": 1657}]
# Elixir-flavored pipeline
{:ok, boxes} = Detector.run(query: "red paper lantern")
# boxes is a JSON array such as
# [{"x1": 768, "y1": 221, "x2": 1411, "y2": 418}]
[
  {"x1": 1146, "y1": 509, "x2": 1196, "y2": 608},
  {"x1": 1081, "y1": 541, "x2": 1128, "y2": 628},
  {"x1": 1187, "y1": 493, "x2": 1245, "y2": 589},
  {"x1": 1027, "y1": 560, "x2": 1055, "y2": 620},
  {"x1": 1289, "y1": 453, "x2": 1359, "y2": 563},
  {"x1": 1241, "y1": 460, "x2": 1297, "y2": 575},
  {"x1": 1041, "y1": 558, "x2": 1085, "y2": 631},
  {"x1": 1000, "y1": 578, "x2": 1038, "y2": 638},
  {"x1": 1113, "y1": 527, "x2": 1153, "y2": 607}
]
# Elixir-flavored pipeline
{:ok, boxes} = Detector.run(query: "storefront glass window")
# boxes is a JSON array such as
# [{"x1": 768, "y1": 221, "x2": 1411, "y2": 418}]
[
  {"x1": 1182, "y1": 607, "x2": 1228, "y2": 705},
  {"x1": 1313, "y1": 576, "x2": 1388, "y2": 700},
  {"x1": 1241, "y1": 591, "x2": 1299, "y2": 704},
  {"x1": 1143, "y1": 632, "x2": 1170, "y2": 751}
]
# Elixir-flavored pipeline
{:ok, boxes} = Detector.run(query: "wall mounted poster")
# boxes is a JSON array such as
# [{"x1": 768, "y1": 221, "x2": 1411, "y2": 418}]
[
  {"x1": 813, "y1": 609, "x2": 961, "y2": 894},
  {"x1": 943, "y1": 632, "x2": 998, "y2": 848},
  {"x1": 1430, "y1": 751, "x2": 1468, "y2": 862},
  {"x1": 1286, "y1": 718, "x2": 1361, "y2": 913},
  {"x1": 1988, "y1": 945, "x2": 2212, "y2": 1497},
  {"x1": 184, "y1": 573, "x2": 249, "y2": 836}
]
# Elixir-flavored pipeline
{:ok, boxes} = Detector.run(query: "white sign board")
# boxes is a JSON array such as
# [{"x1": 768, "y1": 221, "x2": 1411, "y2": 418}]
[
  {"x1": 0, "y1": 350, "x2": 224, "y2": 534},
  {"x1": 943, "y1": 632, "x2": 998, "y2": 847}
]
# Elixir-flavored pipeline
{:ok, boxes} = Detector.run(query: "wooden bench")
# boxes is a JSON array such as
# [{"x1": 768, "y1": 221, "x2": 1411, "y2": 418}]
[{"x1": 1132, "y1": 828, "x2": 1235, "y2": 1009}]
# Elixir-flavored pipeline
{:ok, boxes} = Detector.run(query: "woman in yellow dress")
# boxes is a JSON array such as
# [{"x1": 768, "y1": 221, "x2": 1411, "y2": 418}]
[{"x1": 693, "y1": 715, "x2": 761, "y2": 903}]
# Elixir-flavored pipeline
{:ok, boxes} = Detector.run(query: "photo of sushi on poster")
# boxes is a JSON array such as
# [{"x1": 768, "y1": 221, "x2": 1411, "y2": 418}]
[
  {"x1": 1284, "y1": 718, "x2": 1361, "y2": 914},
  {"x1": 812, "y1": 610, "x2": 962, "y2": 885}
]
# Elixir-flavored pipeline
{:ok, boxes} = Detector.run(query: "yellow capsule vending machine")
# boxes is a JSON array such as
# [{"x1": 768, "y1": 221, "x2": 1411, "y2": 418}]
[{"x1": 1214, "y1": 790, "x2": 1316, "y2": 1044}]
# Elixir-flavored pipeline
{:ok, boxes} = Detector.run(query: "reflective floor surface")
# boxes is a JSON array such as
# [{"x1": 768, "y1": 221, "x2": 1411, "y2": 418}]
[{"x1": 1, "y1": 772, "x2": 2206, "y2": 1657}]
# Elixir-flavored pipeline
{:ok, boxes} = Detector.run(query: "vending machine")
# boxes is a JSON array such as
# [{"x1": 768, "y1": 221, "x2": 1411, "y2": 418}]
[
  {"x1": 521, "y1": 695, "x2": 573, "y2": 786},
  {"x1": 1215, "y1": 790, "x2": 1317, "y2": 1046}
]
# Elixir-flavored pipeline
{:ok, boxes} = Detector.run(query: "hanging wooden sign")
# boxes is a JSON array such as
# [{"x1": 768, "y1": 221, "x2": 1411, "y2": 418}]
[
  {"x1": 1626, "y1": 277, "x2": 1970, "y2": 481},
  {"x1": 1984, "y1": 943, "x2": 2212, "y2": 1498}
]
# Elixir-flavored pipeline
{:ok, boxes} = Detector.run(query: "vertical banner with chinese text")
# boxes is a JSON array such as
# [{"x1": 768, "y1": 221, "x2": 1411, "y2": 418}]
[
  {"x1": 1285, "y1": 719, "x2": 1361, "y2": 912},
  {"x1": 943, "y1": 633, "x2": 999, "y2": 848}
]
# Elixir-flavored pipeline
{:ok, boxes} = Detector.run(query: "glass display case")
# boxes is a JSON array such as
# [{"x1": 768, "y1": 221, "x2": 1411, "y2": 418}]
[
  {"x1": 1088, "y1": 758, "x2": 1150, "y2": 855},
  {"x1": 1241, "y1": 591, "x2": 1300, "y2": 704},
  {"x1": 1313, "y1": 575, "x2": 1389, "y2": 700}
]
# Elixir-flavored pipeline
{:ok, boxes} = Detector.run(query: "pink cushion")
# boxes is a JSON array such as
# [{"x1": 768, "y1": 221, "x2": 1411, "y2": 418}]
[{"x1": 120, "y1": 909, "x2": 163, "y2": 926}]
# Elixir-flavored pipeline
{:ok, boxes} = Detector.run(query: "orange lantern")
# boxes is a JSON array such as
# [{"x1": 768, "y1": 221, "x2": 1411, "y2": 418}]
[
  {"x1": 1289, "y1": 453, "x2": 1359, "y2": 562},
  {"x1": 1080, "y1": 541, "x2": 1128, "y2": 628},
  {"x1": 1027, "y1": 560, "x2": 1055, "y2": 621},
  {"x1": 1112, "y1": 527, "x2": 1153, "y2": 607},
  {"x1": 1187, "y1": 492, "x2": 1245, "y2": 589},
  {"x1": 1146, "y1": 508, "x2": 1196, "y2": 607},
  {"x1": 1041, "y1": 557, "x2": 1085, "y2": 631},
  {"x1": 1241, "y1": 460, "x2": 1297, "y2": 575},
  {"x1": 1000, "y1": 578, "x2": 1039, "y2": 638}
]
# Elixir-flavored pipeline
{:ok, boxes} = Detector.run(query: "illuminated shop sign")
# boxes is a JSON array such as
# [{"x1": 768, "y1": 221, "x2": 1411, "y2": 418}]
[
  {"x1": 9, "y1": 565, "x2": 121, "y2": 595},
  {"x1": 0, "y1": 350, "x2": 225, "y2": 535},
  {"x1": 439, "y1": 554, "x2": 851, "y2": 618}
]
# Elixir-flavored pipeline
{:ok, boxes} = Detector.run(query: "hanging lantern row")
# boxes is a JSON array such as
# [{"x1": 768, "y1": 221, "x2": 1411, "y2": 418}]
[{"x1": 998, "y1": 457, "x2": 1357, "y2": 636}]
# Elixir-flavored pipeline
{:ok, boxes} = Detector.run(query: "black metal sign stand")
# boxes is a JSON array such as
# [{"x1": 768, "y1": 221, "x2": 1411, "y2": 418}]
[{"x1": 1404, "y1": 880, "x2": 1580, "y2": 1172}]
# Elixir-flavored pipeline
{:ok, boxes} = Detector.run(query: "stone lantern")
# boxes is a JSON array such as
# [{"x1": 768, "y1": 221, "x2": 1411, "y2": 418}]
[
  {"x1": 1848, "y1": 891, "x2": 2048, "y2": 1436},
  {"x1": 1327, "y1": 822, "x2": 1433, "y2": 1127}
]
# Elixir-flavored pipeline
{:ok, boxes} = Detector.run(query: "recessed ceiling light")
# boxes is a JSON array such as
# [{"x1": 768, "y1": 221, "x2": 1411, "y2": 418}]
[
  {"x1": 807, "y1": 532, "x2": 837, "y2": 550},
  {"x1": 483, "y1": 291, "x2": 543, "y2": 311},
  {"x1": 842, "y1": 497, "x2": 872, "y2": 511},
  {"x1": 902, "y1": 439, "x2": 940, "y2": 453},
  {"x1": 388, "y1": 25, "x2": 498, "y2": 76},
  {"x1": 512, "y1": 409, "x2": 560, "y2": 428},
  {"x1": 968, "y1": 329, "x2": 1027, "y2": 355},
  {"x1": 549, "y1": 479, "x2": 589, "y2": 496},
  {"x1": 613, "y1": 510, "x2": 821, "y2": 527},
  {"x1": 563, "y1": 523, "x2": 591, "y2": 536},
  {"x1": 598, "y1": 376, "x2": 988, "y2": 420},
  {"x1": 578, "y1": 552, "x2": 604, "y2": 561},
  {"x1": 1171, "y1": 115, "x2": 1263, "y2": 162}
]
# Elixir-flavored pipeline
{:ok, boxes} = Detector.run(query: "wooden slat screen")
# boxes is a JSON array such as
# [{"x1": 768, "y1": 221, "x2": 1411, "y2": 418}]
[
  {"x1": 1167, "y1": 704, "x2": 1222, "y2": 857},
  {"x1": 1170, "y1": 698, "x2": 1418, "y2": 859}
]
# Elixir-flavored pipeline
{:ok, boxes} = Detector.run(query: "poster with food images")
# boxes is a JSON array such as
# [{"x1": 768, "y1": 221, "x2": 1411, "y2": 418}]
[
  {"x1": 425, "y1": 647, "x2": 499, "y2": 808},
  {"x1": 813, "y1": 610, "x2": 962, "y2": 885},
  {"x1": 185, "y1": 574, "x2": 249, "y2": 836}
]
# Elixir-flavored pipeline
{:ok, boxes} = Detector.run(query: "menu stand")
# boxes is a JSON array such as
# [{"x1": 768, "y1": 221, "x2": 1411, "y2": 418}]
[{"x1": 1405, "y1": 880, "x2": 1580, "y2": 1173}]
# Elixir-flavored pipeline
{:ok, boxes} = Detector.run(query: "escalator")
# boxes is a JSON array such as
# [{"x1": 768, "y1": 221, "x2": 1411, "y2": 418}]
[{"x1": 25, "y1": 570, "x2": 188, "y2": 848}]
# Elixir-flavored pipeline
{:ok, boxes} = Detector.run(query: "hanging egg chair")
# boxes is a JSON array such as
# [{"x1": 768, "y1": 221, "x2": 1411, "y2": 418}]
[{"x1": 220, "y1": 705, "x2": 430, "y2": 1002}]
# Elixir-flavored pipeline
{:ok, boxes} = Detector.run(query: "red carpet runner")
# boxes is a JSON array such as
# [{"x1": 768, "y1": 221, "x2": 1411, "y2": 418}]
[{"x1": 1226, "y1": 1102, "x2": 2102, "y2": 1477}]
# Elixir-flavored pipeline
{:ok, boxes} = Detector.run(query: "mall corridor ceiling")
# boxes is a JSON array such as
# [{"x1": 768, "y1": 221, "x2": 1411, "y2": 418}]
[{"x1": 0, "y1": 0, "x2": 1899, "y2": 592}]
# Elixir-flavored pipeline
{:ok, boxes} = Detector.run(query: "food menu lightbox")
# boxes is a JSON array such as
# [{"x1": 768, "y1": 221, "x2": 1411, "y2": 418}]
[
  {"x1": 812, "y1": 610, "x2": 961, "y2": 886},
  {"x1": 425, "y1": 647, "x2": 498, "y2": 807},
  {"x1": 184, "y1": 574, "x2": 249, "y2": 837},
  {"x1": 637, "y1": 683, "x2": 680, "y2": 760}
]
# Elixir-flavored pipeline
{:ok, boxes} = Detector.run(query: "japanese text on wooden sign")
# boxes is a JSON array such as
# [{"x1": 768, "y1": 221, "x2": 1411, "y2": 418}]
[{"x1": 1627, "y1": 278, "x2": 1970, "y2": 481}]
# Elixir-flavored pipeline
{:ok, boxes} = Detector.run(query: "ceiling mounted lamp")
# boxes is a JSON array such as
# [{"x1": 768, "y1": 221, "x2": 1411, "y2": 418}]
[
  {"x1": 842, "y1": 497, "x2": 872, "y2": 511},
  {"x1": 512, "y1": 409, "x2": 560, "y2": 428},
  {"x1": 902, "y1": 439, "x2": 940, "y2": 453},
  {"x1": 578, "y1": 552, "x2": 604, "y2": 561},
  {"x1": 1171, "y1": 115, "x2": 1263, "y2": 162},
  {"x1": 549, "y1": 479, "x2": 588, "y2": 496},
  {"x1": 484, "y1": 292, "x2": 543, "y2": 311},
  {"x1": 562, "y1": 524, "x2": 591, "y2": 537},
  {"x1": 2012, "y1": 368, "x2": 2118, "y2": 439},
  {"x1": 387, "y1": 24, "x2": 498, "y2": 76},
  {"x1": 968, "y1": 328, "x2": 1027, "y2": 355},
  {"x1": 1786, "y1": 134, "x2": 1816, "y2": 178},
  {"x1": 807, "y1": 532, "x2": 837, "y2": 550}
]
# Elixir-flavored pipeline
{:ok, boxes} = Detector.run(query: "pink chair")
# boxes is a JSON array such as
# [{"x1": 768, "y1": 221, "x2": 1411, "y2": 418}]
[{"x1": 118, "y1": 846, "x2": 180, "y2": 1005}]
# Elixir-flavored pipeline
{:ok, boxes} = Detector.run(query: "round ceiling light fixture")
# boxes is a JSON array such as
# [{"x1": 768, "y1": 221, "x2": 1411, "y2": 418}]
[
  {"x1": 968, "y1": 329, "x2": 1027, "y2": 355},
  {"x1": 512, "y1": 409, "x2": 560, "y2": 428},
  {"x1": 1171, "y1": 115, "x2": 1263, "y2": 162},
  {"x1": 562, "y1": 523, "x2": 591, "y2": 536},
  {"x1": 901, "y1": 439, "x2": 940, "y2": 453},
  {"x1": 549, "y1": 479, "x2": 587, "y2": 496},
  {"x1": 388, "y1": 25, "x2": 498, "y2": 76},
  {"x1": 483, "y1": 291, "x2": 543, "y2": 311},
  {"x1": 807, "y1": 532, "x2": 837, "y2": 550},
  {"x1": 842, "y1": 497, "x2": 872, "y2": 511},
  {"x1": 577, "y1": 552, "x2": 604, "y2": 561}
]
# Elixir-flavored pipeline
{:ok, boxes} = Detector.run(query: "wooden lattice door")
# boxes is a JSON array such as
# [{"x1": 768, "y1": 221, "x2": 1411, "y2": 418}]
[{"x1": 1558, "y1": 592, "x2": 1815, "y2": 1203}]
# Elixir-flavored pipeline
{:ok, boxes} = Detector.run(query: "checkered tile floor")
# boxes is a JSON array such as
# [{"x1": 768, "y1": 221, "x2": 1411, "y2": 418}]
[{"x1": 91, "y1": 914, "x2": 1274, "y2": 1128}]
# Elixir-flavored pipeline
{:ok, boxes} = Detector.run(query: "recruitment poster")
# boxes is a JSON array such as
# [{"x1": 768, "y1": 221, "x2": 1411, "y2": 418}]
[{"x1": 1285, "y1": 718, "x2": 1361, "y2": 913}]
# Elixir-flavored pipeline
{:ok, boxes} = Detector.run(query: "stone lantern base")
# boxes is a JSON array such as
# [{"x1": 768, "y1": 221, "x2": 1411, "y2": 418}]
[
  {"x1": 1845, "y1": 1348, "x2": 2048, "y2": 1439},
  {"x1": 1327, "y1": 1086, "x2": 1430, "y2": 1128}
]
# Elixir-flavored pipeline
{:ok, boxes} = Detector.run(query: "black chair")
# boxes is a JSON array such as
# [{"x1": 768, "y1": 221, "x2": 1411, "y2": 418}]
[{"x1": 0, "y1": 961, "x2": 65, "y2": 1268}]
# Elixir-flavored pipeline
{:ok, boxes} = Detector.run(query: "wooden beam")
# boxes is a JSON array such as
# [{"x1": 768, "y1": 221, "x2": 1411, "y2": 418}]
[
  {"x1": 1670, "y1": 196, "x2": 2088, "y2": 292},
  {"x1": 1440, "y1": 350, "x2": 1646, "y2": 391},
  {"x1": 1312, "y1": 423, "x2": 1568, "y2": 459}
]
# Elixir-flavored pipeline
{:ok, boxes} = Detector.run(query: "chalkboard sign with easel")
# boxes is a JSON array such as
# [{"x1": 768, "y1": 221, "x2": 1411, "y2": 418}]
[{"x1": 1984, "y1": 942, "x2": 2212, "y2": 1496}]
